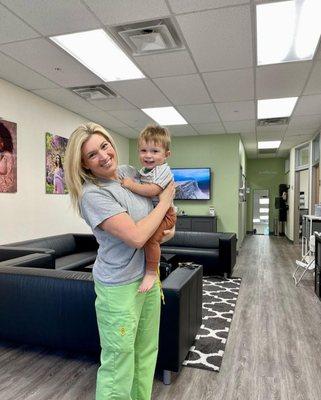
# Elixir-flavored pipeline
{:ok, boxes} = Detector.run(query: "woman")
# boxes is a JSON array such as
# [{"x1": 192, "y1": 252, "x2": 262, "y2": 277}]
[
  {"x1": 0, "y1": 122, "x2": 15, "y2": 193},
  {"x1": 64, "y1": 122, "x2": 175, "y2": 400},
  {"x1": 53, "y1": 154, "x2": 65, "y2": 194}
]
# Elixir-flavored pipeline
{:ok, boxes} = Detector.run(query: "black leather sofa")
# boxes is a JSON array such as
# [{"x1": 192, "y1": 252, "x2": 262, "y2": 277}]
[
  {"x1": 161, "y1": 230, "x2": 237, "y2": 277},
  {"x1": 0, "y1": 233, "x2": 98, "y2": 270},
  {"x1": 0, "y1": 262, "x2": 202, "y2": 385}
]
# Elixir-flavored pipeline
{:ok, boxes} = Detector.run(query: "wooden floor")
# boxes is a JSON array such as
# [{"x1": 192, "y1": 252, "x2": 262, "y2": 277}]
[{"x1": 1, "y1": 235, "x2": 321, "y2": 400}]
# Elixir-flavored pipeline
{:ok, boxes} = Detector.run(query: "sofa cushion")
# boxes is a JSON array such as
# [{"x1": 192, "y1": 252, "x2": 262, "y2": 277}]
[
  {"x1": 9, "y1": 234, "x2": 77, "y2": 258},
  {"x1": 55, "y1": 251, "x2": 97, "y2": 270},
  {"x1": 161, "y1": 246, "x2": 219, "y2": 259},
  {"x1": 163, "y1": 231, "x2": 220, "y2": 249}
]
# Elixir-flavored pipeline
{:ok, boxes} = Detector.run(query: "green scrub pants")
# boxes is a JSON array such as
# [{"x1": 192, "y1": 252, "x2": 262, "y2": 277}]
[{"x1": 94, "y1": 279, "x2": 161, "y2": 400}]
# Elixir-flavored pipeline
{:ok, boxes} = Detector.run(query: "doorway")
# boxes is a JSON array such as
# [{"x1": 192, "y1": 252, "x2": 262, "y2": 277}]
[
  {"x1": 294, "y1": 169, "x2": 310, "y2": 244},
  {"x1": 252, "y1": 189, "x2": 269, "y2": 235}
]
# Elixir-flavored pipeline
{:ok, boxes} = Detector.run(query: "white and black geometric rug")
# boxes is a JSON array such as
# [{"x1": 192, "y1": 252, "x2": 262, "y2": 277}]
[{"x1": 183, "y1": 277, "x2": 241, "y2": 372}]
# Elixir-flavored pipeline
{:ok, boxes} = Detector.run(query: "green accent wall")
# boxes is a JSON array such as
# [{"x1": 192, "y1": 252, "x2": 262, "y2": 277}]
[
  {"x1": 129, "y1": 134, "x2": 241, "y2": 235},
  {"x1": 246, "y1": 158, "x2": 285, "y2": 232}
]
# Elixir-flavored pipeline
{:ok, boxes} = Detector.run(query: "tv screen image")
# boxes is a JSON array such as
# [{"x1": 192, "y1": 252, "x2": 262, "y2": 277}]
[{"x1": 171, "y1": 168, "x2": 211, "y2": 200}]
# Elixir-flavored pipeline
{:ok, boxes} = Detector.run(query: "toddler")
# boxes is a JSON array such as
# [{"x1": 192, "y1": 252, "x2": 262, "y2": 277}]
[{"x1": 121, "y1": 125, "x2": 177, "y2": 292}]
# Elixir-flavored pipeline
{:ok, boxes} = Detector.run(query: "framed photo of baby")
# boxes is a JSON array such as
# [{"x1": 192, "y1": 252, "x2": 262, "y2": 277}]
[
  {"x1": 45, "y1": 132, "x2": 68, "y2": 194},
  {"x1": 0, "y1": 119, "x2": 17, "y2": 193}
]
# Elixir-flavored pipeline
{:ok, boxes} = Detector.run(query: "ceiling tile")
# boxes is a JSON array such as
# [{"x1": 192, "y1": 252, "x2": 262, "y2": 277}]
[
  {"x1": 1, "y1": 0, "x2": 100, "y2": 36},
  {"x1": 288, "y1": 115, "x2": 321, "y2": 130},
  {"x1": 303, "y1": 61, "x2": 321, "y2": 95},
  {"x1": 0, "y1": 38, "x2": 103, "y2": 87},
  {"x1": 203, "y1": 68, "x2": 254, "y2": 102},
  {"x1": 112, "y1": 126, "x2": 139, "y2": 138},
  {"x1": 242, "y1": 138, "x2": 257, "y2": 150},
  {"x1": 134, "y1": 51, "x2": 197, "y2": 78},
  {"x1": 108, "y1": 109, "x2": 155, "y2": 128},
  {"x1": 292, "y1": 95, "x2": 321, "y2": 116},
  {"x1": 216, "y1": 100, "x2": 255, "y2": 121},
  {"x1": 257, "y1": 132, "x2": 284, "y2": 140},
  {"x1": 108, "y1": 79, "x2": 171, "y2": 108},
  {"x1": 0, "y1": 4, "x2": 39, "y2": 44},
  {"x1": 191, "y1": 122, "x2": 226, "y2": 135},
  {"x1": 0, "y1": 52, "x2": 58, "y2": 90},
  {"x1": 165, "y1": 125, "x2": 198, "y2": 136},
  {"x1": 168, "y1": 0, "x2": 250, "y2": 13},
  {"x1": 88, "y1": 97, "x2": 136, "y2": 111},
  {"x1": 285, "y1": 129, "x2": 316, "y2": 136},
  {"x1": 224, "y1": 120, "x2": 255, "y2": 133},
  {"x1": 176, "y1": 5, "x2": 253, "y2": 72},
  {"x1": 259, "y1": 153, "x2": 276, "y2": 159},
  {"x1": 81, "y1": 110, "x2": 130, "y2": 131},
  {"x1": 176, "y1": 104, "x2": 220, "y2": 123},
  {"x1": 240, "y1": 132, "x2": 256, "y2": 139},
  {"x1": 84, "y1": 0, "x2": 170, "y2": 25},
  {"x1": 32, "y1": 87, "x2": 98, "y2": 113},
  {"x1": 153, "y1": 74, "x2": 211, "y2": 105},
  {"x1": 32, "y1": 88, "x2": 127, "y2": 128},
  {"x1": 256, "y1": 62, "x2": 312, "y2": 99},
  {"x1": 256, "y1": 124, "x2": 287, "y2": 134}
]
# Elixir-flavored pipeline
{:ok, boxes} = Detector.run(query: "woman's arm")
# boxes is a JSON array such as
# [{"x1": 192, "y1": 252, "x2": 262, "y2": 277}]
[{"x1": 99, "y1": 182, "x2": 175, "y2": 248}]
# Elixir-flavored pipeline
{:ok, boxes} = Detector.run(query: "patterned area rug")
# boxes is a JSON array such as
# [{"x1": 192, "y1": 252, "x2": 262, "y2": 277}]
[{"x1": 183, "y1": 277, "x2": 241, "y2": 372}]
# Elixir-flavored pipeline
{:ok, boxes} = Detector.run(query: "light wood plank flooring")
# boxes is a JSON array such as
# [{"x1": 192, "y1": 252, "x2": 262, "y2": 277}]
[{"x1": 1, "y1": 235, "x2": 321, "y2": 400}]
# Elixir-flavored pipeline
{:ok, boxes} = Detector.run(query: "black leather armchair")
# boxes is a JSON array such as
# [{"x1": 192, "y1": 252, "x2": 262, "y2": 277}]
[
  {"x1": 161, "y1": 230, "x2": 237, "y2": 277},
  {"x1": 0, "y1": 263, "x2": 202, "y2": 384},
  {"x1": 0, "y1": 233, "x2": 98, "y2": 270}
]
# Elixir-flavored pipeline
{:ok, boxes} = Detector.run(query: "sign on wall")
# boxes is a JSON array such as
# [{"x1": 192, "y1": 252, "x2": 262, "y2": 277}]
[
  {"x1": 0, "y1": 119, "x2": 17, "y2": 193},
  {"x1": 45, "y1": 132, "x2": 68, "y2": 194}
]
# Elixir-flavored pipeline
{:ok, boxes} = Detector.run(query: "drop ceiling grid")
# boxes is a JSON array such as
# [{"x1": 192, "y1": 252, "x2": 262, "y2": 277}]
[{"x1": 0, "y1": 0, "x2": 319, "y2": 150}]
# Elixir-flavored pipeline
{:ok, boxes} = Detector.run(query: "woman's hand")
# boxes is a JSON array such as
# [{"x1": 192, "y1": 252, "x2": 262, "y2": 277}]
[
  {"x1": 161, "y1": 226, "x2": 175, "y2": 243},
  {"x1": 159, "y1": 181, "x2": 175, "y2": 208}
]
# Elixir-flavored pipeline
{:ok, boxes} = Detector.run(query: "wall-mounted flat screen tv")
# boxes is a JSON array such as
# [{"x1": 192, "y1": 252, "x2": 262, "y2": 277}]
[{"x1": 171, "y1": 168, "x2": 211, "y2": 200}]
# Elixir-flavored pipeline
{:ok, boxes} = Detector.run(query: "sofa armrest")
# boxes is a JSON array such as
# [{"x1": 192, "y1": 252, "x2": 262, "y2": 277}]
[
  {"x1": 157, "y1": 265, "x2": 203, "y2": 373},
  {"x1": 0, "y1": 266, "x2": 99, "y2": 354},
  {"x1": 73, "y1": 234, "x2": 99, "y2": 252},
  {"x1": 219, "y1": 233, "x2": 237, "y2": 276},
  {"x1": 0, "y1": 253, "x2": 55, "y2": 269},
  {"x1": 0, "y1": 246, "x2": 55, "y2": 262}
]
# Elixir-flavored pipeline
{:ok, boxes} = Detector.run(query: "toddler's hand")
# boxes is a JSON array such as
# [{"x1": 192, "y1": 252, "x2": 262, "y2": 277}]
[{"x1": 121, "y1": 177, "x2": 134, "y2": 189}]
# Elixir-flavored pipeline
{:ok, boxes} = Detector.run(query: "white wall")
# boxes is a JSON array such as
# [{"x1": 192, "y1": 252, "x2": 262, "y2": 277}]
[{"x1": 0, "y1": 79, "x2": 129, "y2": 244}]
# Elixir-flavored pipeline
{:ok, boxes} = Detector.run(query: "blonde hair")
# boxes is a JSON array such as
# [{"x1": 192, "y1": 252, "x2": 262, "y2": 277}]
[
  {"x1": 64, "y1": 122, "x2": 118, "y2": 213},
  {"x1": 138, "y1": 125, "x2": 171, "y2": 152}
]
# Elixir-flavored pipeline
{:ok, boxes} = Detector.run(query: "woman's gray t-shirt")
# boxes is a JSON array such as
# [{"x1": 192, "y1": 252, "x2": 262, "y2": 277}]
[{"x1": 80, "y1": 165, "x2": 153, "y2": 286}]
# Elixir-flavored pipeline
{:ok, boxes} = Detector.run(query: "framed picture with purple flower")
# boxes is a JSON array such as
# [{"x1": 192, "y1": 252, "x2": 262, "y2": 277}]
[
  {"x1": 0, "y1": 119, "x2": 17, "y2": 193},
  {"x1": 45, "y1": 132, "x2": 68, "y2": 194}
]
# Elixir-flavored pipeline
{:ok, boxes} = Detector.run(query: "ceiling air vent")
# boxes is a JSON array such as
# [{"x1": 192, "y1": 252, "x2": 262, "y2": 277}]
[
  {"x1": 257, "y1": 117, "x2": 289, "y2": 127},
  {"x1": 258, "y1": 148, "x2": 278, "y2": 154},
  {"x1": 70, "y1": 85, "x2": 117, "y2": 100},
  {"x1": 112, "y1": 18, "x2": 184, "y2": 55}
]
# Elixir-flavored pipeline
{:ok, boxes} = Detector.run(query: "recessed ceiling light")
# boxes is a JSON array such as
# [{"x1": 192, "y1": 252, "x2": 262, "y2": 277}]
[
  {"x1": 141, "y1": 107, "x2": 188, "y2": 125},
  {"x1": 258, "y1": 140, "x2": 281, "y2": 149},
  {"x1": 257, "y1": 97, "x2": 298, "y2": 119},
  {"x1": 256, "y1": 0, "x2": 321, "y2": 65},
  {"x1": 50, "y1": 29, "x2": 145, "y2": 82}
]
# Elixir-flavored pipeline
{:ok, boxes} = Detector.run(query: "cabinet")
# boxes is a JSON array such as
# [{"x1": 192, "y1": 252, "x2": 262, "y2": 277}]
[{"x1": 176, "y1": 215, "x2": 217, "y2": 233}]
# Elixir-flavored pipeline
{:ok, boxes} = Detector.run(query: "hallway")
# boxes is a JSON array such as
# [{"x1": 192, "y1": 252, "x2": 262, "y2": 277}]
[{"x1": 1, "y1": 235, "x2": 321, "y2": 400}]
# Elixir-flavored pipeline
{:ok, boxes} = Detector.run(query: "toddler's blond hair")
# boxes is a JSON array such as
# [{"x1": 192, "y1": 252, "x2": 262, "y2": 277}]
[{"x1": 138, "y1": 125, "x2": 171, "y2": 152}]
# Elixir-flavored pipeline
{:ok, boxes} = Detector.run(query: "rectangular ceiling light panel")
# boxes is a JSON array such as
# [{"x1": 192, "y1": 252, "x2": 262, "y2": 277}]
[
  {"x1": 141, "y1": 107, "x2": 188, "y2": 125},
  {"x1": 50, "y1": 29, "x2": 145, "y2": 82},
  {"x1": 258, "y1": 140, "x2": 281, "y2": 149},
  {"x1": 258, "y1": 97, "x2": 298, "y2": 119},
  {"x1": 257, "y1": 0, "x2": 321, "y2": 65}
]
